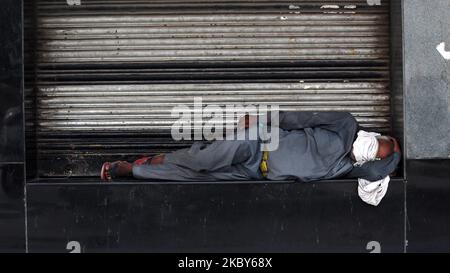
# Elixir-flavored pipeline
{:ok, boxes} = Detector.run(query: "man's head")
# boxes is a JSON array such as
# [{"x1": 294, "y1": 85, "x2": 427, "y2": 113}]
[
  {"x1": 376, "y1": 136, "x2": 396, "y2": 160},
  {"x1": 352, "y1": 131, "x2": 400, "y2": 163}
]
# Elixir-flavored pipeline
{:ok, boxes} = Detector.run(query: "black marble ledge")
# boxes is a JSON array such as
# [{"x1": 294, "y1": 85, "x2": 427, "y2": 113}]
[
  {"x1": 404, "y1": 0, "x2": 450, "y2": 159},
  {"x1": 0, "y1": 163, "x2": 25, "y2": 252},
  {"x1": 406, "y1": 160, "x2": 450, "y2": 252},
  {"x1": 26, "y1": 180, "x2": 405, "y2": 253}
]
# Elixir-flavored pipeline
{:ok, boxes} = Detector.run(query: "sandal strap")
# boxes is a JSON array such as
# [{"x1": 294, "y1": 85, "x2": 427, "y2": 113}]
[
  {"x1": 134, "y1": 156, "x2": 152, "y2": 165},
  {"x1": 102, "y1": 162, "x2": 119, "y2": 181}
]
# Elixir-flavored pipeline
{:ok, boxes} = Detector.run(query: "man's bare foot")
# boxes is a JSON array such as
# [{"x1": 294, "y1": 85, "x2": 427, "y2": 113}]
[{"x1": 100, "y1": 161, "x2": 133, "y2": 182}]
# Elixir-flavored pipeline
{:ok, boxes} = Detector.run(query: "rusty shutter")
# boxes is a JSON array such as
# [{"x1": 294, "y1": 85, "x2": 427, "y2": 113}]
[{"x1": 24, "y1": 0, "x2": 391, "y2": 177}]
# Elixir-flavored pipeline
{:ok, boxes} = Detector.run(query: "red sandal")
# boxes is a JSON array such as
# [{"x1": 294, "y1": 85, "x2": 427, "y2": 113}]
[
  {"x1": 100, "y1": 161, "x2": 133, "y2": 182},
  {"x1": 100, "y1": 162, "x2": 113, "y2": 182}
]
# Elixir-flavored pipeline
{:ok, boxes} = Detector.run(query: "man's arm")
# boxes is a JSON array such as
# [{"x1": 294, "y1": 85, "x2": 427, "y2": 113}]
[
  {"x1": 346, "y1": 152, "x2": 402, "y2": 181},
  {"x1": 239, "y1": 111, "x2": 358, "y2": 131},
  {"x1": 276, "y1": 111, "x2": 357, "y2": 131}
]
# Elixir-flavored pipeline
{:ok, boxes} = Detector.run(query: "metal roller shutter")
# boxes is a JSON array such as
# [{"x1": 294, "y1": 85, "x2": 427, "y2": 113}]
[{"x1": 24, "y1": 0, "x2": 391, "y2": 177}]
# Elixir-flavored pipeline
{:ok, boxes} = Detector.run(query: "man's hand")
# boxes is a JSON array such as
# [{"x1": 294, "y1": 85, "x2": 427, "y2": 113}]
[
  {"x1": 238, "y1": 115, "x2": 258, "y2": 130},
  {"x1": 388, "y1": 136, "x2": 401, "y2": 177},
  {"x1": 390, "y1": 137, "x2": 401, "y2": 154}
]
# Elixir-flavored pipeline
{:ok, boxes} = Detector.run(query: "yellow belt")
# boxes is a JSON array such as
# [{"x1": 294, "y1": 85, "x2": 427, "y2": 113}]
[{"x1": 260, "y1": 151, "x2": 269, "y2": 178}]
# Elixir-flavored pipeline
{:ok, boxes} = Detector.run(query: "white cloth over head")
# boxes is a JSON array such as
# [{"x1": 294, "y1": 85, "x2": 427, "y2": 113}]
[
  {"x1": 352, "y1": 130, "x2": 390, "y2": 207},
  {"x1": 352, "y1": 130, "x2": 380, "y2": 164}
]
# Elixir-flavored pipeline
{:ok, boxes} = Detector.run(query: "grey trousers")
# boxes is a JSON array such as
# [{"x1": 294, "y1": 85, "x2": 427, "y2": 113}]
[{"x1": 132, "y1": 139, "x2": 264, "y2": 181}]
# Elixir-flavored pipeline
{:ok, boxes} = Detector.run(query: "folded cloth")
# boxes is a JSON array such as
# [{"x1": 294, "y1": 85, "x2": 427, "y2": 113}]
[
  {"x1": 357, "y1": 176, "x2": 390, "y2": 207},
  {"x1": 353, "y1": 130, "x2": 390, "y2": 207}
]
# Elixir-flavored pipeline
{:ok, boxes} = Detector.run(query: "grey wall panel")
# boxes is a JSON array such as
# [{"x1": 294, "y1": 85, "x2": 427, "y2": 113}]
[
  {"x1": 404, "y1": 0, "x2": 450, "y2": 159},
  {"x1": 0, "y1": 164, "x2": 26, "y2": 252}
]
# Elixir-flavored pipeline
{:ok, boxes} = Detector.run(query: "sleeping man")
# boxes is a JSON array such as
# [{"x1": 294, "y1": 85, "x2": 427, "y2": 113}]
[{"x1": 100, "y1": 111, "x2": 401, "y2": 193}]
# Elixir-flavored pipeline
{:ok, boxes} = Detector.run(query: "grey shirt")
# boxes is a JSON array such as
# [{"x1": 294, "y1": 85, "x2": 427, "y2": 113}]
[
  {"x1": 265, "y1": 111, "x2": 401, "y2": 182},
  {"x1": 266, "y1": 111, "x2": 358, "y2": 182}
]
